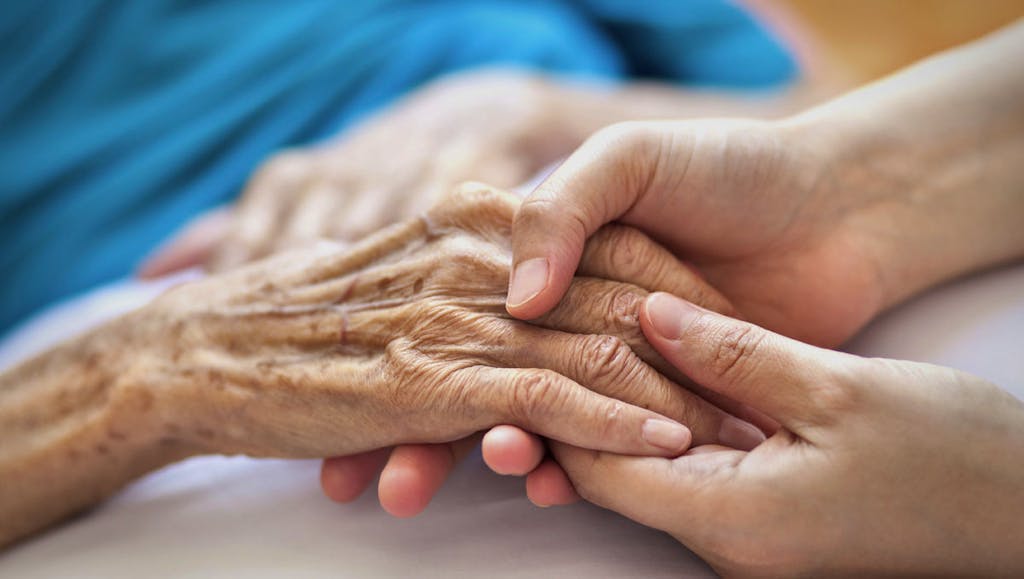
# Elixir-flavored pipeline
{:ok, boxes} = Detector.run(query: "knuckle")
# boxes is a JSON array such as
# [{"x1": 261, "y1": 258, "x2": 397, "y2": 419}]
[
  {"x1": 706, "y1": 323, "x2": 765, "y2": 385},
  {"x1": 430, "y1": 236, "x2": 507, "y2": 290},
  {"x1": 596, "y1": 399, "x2": 628, "y2": 443},
  {"x1": 589, "y1": 121, "x2": 655, "y2": 155},
  {"x1": 438, "y1": 235, "x2": 486, "y2": 265},
  {"x1": 514, "y1": 196, "x2": 553, "y2": 227},
  {"x1": 378, "y1": 341, "x2": 420, "y2": 408},
  {"x1": 607, "y1": 286, "x2": 643, "y2": 328},
  {"x1": 509, "y1": 370, "x2": 565, "y2": 426},
  {"x1": 451, "y1": 181, "x2": 500, "y2": 204},
  {"x1": 591, "y1": 121, "x2": 663, "y2": 166},
  {"x1": 581, "y1": 335, "x2": 635, "y2": 387},
  {"x1": 585, "y1": 122, "x2": 663, "y2": 194},
  {"x1": 445, "y1": 182, "x2": 516, "y2": 221},
  {"x1": 515, "y1": 194, "x2": 591, "y2": 253},
  {"x1": 578, "y1": 335, "x2": 664, "y2": 415}
]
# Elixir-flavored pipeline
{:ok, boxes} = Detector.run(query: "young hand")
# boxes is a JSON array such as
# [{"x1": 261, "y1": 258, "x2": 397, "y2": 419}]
[{"x1": 550, "y1": 293, "x2": 1024, "y2": 576}]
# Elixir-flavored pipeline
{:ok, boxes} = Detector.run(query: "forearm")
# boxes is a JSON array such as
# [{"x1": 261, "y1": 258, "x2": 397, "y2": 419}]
[
  {"x1": 792, "y1": 20, "x2": 1024, "y2": 308},
  {"x1": 0, "y1": 312, "x2": 185, "y2": 548}
]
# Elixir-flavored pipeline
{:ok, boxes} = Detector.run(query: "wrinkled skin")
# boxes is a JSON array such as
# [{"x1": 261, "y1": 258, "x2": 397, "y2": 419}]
[
  {"x1": 137, "y1": 69, "x2": 810, "y2": 514},
  {"x1": 141, "y1": 184, "x2": 754, "y2": 460},
  {"x1": 1, "y1": 184, "x2": 765, "y2": 546}
]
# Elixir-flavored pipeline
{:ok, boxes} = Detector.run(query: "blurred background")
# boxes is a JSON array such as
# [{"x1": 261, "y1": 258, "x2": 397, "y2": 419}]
[
  {"x1": 1, "y1": 0, "x2": 1022, "y2": 342},
  {"x1": 781, "y1": 0, "x2": 1024, "y2": 85}
]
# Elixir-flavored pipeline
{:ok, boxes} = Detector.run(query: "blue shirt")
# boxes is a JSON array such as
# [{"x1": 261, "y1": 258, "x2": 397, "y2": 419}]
[{"x1": 0, "y1": 0, "x2": 796, "y2": 334}]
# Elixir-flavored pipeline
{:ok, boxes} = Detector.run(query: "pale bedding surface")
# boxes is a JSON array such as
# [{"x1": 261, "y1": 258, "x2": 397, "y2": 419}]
[{"x1": 1, "y1": 261, "x2": 1021, "y2": 578}]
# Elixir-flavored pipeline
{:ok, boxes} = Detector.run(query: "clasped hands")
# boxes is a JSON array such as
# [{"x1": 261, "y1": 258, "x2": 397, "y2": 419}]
[
  {"x1": 138, "y1": 181, "x2": 763, "y2": 484},
  {"x1": 314, "y1": 117, "x2": 1024, "y2": 576},
  {"x1": 143, "y1": 81, "x2": 1024, "y2": 575}
]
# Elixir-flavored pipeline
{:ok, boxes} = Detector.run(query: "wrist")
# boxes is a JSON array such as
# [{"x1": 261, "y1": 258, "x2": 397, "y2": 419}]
[
  {"x1": 0, "y1": 309, "x2": 195, "y2": 545},
  {"x1": 112, "y1": 306, "x2": 203, "y2": 460},
  {"x1": 782, "y1": 101, "x2": 1023, "y2": 311},
  {"x1": 781, "y1": 25, "x2": 1024, "y2": 309}
]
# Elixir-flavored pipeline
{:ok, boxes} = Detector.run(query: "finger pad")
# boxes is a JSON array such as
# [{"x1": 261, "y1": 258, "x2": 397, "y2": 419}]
[
  {"x1": 482, "y1": 426, "x2": 544, "y2": 475},
  {"x1": 379, "y1": 445, "x2": 454, "y2": 518},
  {"x1": 321, "y1": 459, "x2": 368, "y2": 503},
  {"x1": 526, "y1": 461, "x2": 580, "y2": 506}
]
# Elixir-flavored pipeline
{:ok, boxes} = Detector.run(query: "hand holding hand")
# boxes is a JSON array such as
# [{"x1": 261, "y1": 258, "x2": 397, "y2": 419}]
[
  {"x1": 14, "y1": 184, "x2": 767, "y2": 543},
  {"x1": 505, "y1": 118, "x2": 889, "y2": 348},
  {"x1": 144, "y1": 185, "x2": 748, "y2": 462},
  {"x1": 551, "y1": 293, "x2": 1024, "y2": 576},
  {"x1": 315, "y1": 195, "x2": 767, "y2": 515}
]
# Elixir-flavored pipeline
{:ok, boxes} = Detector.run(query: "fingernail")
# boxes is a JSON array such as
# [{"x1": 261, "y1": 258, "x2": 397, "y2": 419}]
[
  {"x1": 642, "y1": 419, "x2": 692, "y2": 454},
  {"x1": 718, "y1": 417, "x2": 766, "y2": 451},
  {"x1": 507, "y1": 257, "x2": 549, "y2": 308},
  {"x1": 645, "y1": 293, "x2": 701, "y2": 340}
]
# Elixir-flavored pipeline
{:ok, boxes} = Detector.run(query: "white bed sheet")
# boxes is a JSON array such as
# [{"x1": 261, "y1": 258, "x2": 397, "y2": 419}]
[{"x1": 1, "y1": 261, "x2": 1021, "y2": 578}]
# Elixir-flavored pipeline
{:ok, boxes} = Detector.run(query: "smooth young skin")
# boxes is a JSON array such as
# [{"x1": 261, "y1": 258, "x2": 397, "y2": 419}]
[
  {"x1": 508, "y1": 21, "x2": 1024, "y2": 345},
  {"x1": 552, "y1": 292, "x2": 1024, "y2": 577},
  {"x1": 494, "y1": 20, "x2": 1024, "y2": 507}
]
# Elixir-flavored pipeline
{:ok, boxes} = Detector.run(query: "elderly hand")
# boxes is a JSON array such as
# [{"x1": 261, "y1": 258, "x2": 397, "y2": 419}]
[
  {"x1": 140, "y1": 185, "x2": 762, "y2": 461},
  {"x1": 2, "y1": 184, "x2": 769, "y2": 545},
  {"x1": 550, "y1": 293, "x2": 1024, "y2": 576},
  {"x1": 465, "y1": 116, "x2": 885, "y2": 506},
  {"x1": 139, "y1": 67, "x2": 813, "y2": 280},
  {"x1": 318, "y1": 212, "x2": 760, "y2": 515},
  {"x1": 139, "y1": 71, "x2": 579, "y2": 277}
]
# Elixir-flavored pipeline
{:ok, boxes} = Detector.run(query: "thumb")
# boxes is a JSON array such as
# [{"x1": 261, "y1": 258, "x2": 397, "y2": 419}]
[
  {"x1": 506, "y1": 123, "x2": 663, "y2": 319},
  {"x1": 640, "y1": 292, "x2": 846, "y2": 429}
]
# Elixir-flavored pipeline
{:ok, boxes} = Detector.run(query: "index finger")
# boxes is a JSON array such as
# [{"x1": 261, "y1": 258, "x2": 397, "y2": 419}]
[{"x1": 506, "y1": 123, "x2": 661, "y2": 319}]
